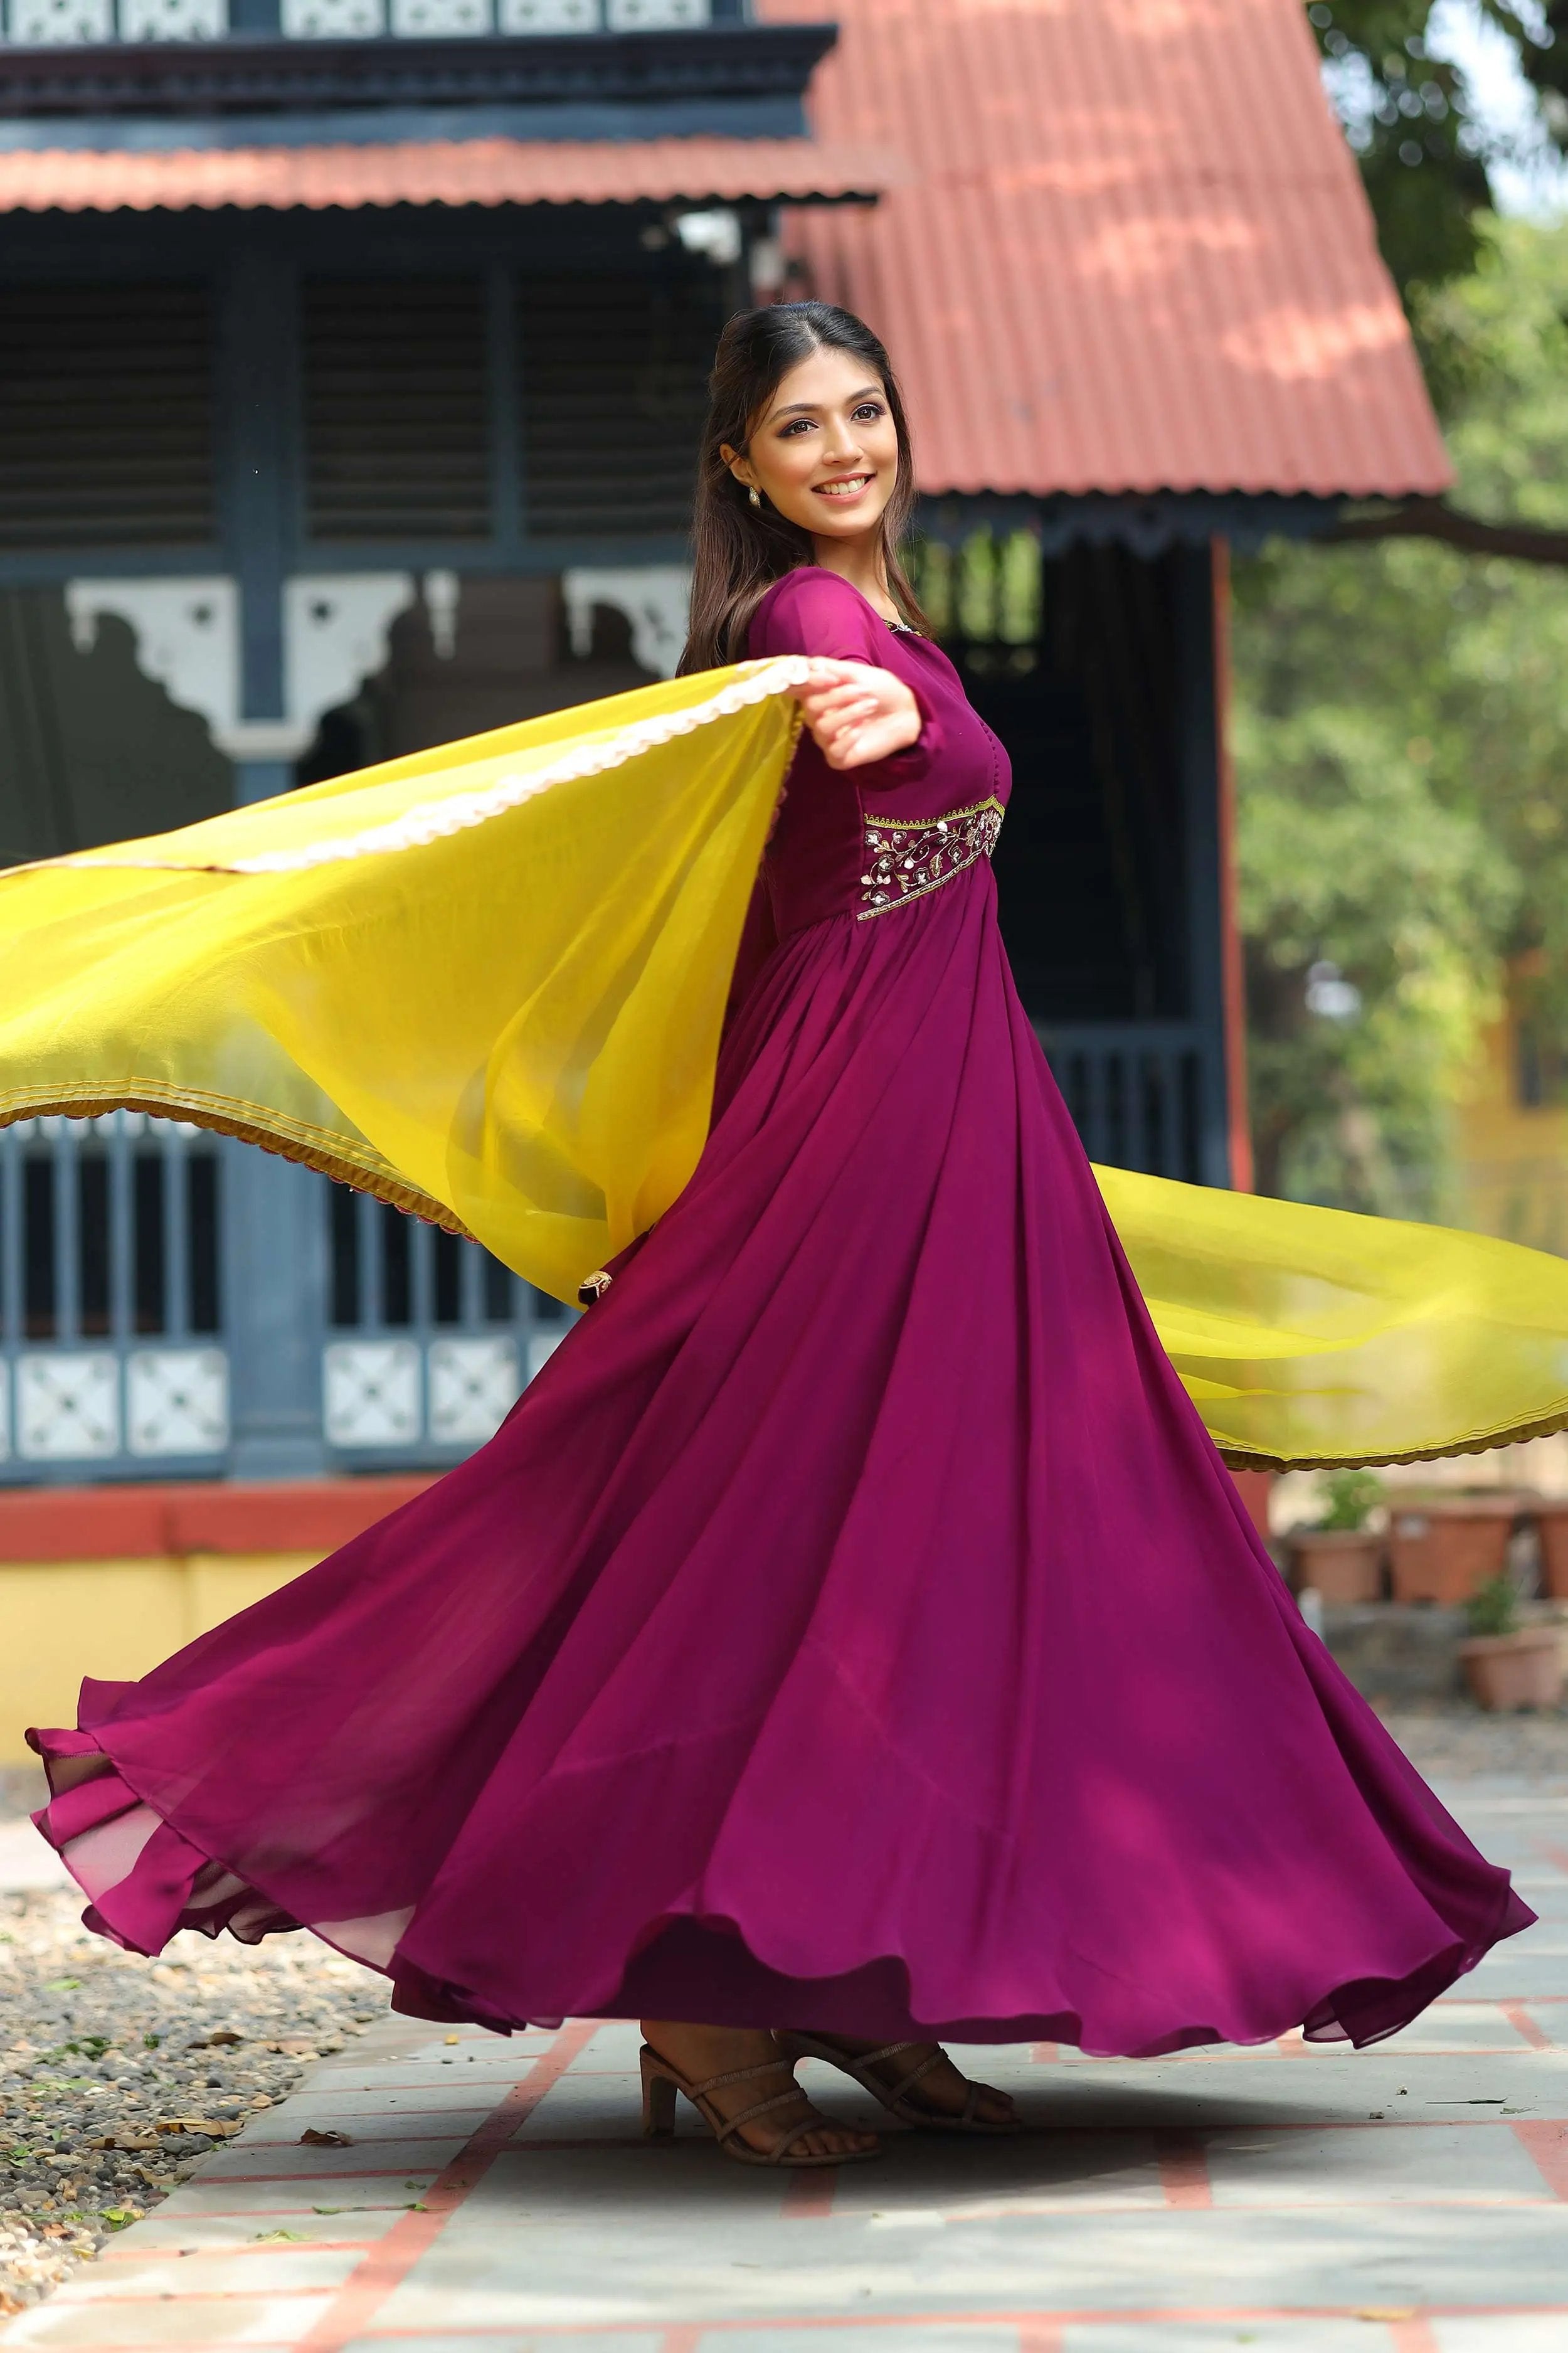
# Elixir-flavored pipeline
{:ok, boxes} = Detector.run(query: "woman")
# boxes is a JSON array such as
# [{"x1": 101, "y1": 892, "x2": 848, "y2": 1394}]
[{"x1": 25, "y1": 304, "x2": 1535, "y2": 2172}]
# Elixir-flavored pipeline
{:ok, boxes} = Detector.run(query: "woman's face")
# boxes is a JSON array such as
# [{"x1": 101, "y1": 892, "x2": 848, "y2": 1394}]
[{"x1": 723, "y1": 346, "x2": 899, "y2": 542}]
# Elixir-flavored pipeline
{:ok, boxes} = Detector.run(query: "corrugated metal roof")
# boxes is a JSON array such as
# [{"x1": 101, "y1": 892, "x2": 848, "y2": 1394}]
[
  {"x1": 766, "y1": 0, "x2": 1451, "y2": 498},
  {"x1": 0, "y1": 134, "x2": 893, "y2": 216},
  {"x1": 0, "y1": 0, "x2": 1446, "y2": 498}
]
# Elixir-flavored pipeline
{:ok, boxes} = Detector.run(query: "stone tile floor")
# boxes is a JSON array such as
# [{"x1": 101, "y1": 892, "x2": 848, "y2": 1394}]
[{"x1": 1, "y1": 1777, "x2": 1566, "y2": 2353}]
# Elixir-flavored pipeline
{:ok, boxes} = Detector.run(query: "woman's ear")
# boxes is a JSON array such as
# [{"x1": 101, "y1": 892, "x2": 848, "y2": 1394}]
[{"x1": 719, "y1": 443, "x2": 755, "y2": 494}]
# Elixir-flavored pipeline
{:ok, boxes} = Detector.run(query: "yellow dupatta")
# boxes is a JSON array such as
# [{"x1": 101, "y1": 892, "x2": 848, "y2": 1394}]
[{"x1": 2, "y1": 657, "x2": 1567, "y2": 1473}]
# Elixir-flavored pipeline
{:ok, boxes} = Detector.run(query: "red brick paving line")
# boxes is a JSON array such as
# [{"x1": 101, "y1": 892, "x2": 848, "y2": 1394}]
[
  {"x1": 1500, "y1": 2002, "x2": 1553, "y2": 2050},
  {"x1": 293, "y1": 2018, "x2": 600, "y2": 2353},
  {"x1": 189, "y1": 2167, "x2": 454, "y2": 2182},
  {"x1": 1153, "y1": 2132, "x2": 1212, "y2": 2207},
  {"x1": 171, "y1": 2115, "x2": 1568, "y2": 2206},
  {"x1": 1447, "y1": 1995, "x2": 1568, "y2": 2012},
  {"x1": 1513, "y1": 2117, "x2": 1568, "y2": 2198},
  {"x1": 95, "y1": 2240, "x2": 378, "y2": 2263},
  {"x1": 792, "y1": 2120, "x2": 1216, "y2": 2223},
  {"x1": 59, "y1": 2182, "x2": 1568, "y2": 2281},
  {"x1": 34, "y1": 2307, "x2": 1568, "y2": 2352},
  {"x1": 309, "y1": 2302, "x2": 1568, "y2": 2339}
]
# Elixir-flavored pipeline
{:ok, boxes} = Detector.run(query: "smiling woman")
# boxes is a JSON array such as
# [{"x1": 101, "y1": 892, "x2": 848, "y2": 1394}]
[
  {"x1": 681, "y1": 302, "x2": 927, "y2": 679},
  {"x1": 20, "y1": 302, "x2": 1557, "y2": 2194}
]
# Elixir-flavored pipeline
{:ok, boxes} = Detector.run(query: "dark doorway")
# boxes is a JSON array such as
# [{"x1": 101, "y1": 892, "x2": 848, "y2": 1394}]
[{"x1": 960, "y1": 543, "x2": 1189, "y2": 1026}]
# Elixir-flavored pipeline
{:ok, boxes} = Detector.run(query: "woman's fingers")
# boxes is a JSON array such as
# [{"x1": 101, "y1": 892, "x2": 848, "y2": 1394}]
[
  {"x1": 800, "y1": 688, "x2": 886, "y2": 745},
  {"x1": 808, "y1": 701, "x2": 881, "y2": 739},
  {"x1": 800, "y1": 679, "x2": 880, "y2": 716},
  {"x1": 787, "y1": 659, "x2": 921, "y2": 768},
  {"x1": 822, "y1": 716, "x2": 916, "y2": 770}
]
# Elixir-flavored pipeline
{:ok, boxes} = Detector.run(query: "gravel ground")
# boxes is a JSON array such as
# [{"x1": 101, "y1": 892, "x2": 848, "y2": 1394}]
[
  {"x1": 0, "y1": 1766, "x2": 386, "y2": 2315},
  {"x1": 2, "y1": 1705, "x2": 1566, "y2": 2319},
  {"x1": 1377, "y1": 1704, "x2": 1568, "y2": 1788}
]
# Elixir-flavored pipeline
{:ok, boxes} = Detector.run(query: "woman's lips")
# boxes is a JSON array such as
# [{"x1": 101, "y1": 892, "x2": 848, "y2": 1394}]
[{"x1": 813, "y1": 474, "x2": 875, "y2": 500}]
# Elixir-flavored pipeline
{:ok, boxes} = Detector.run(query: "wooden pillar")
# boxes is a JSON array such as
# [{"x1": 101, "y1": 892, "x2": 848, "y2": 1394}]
[
  {"x1": 213, "y1": 235, "x2": 327, "y2": 1479},
  {"x1": 1173, "y1": 541, "x2": 1231, "y2": 1190},
  {"x1": 1210, "y1": 537, "x2": 1253, "y2": 1191}
]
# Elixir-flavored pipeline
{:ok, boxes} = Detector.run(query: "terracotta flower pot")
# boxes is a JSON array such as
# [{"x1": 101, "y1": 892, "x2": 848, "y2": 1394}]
[
  {"x1": 1230, "y1": 1469, "x2": 1274, "y2": 1543},
  {"x1": 1388, "y1": 1499, "x2": 1520, "y2": 1606},
  {"x1": 1533, "y1": 1505, "x2": 1568, "y2": 1601},
  {"x1": 1287, "y1": 1528, "x2": 1384, "y2": 1605},
  {"x1": 1458, "y1": 1626, "x2": 1564, "y2": 1712}
]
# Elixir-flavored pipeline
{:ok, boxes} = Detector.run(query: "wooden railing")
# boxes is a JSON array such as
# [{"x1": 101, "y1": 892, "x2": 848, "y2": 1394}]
[
  {"x1": 0, "y1": 1021, "x2": 1227, "y2": 1479},
  {"x1": 1037, "y1": 1022, "x2": 1227, "y2": 1187}
]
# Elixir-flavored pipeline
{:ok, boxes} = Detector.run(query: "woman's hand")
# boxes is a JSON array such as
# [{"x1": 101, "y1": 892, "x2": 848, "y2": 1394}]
[{"x1": 789, "y1": 659, "x2": 921, "y2": 772}]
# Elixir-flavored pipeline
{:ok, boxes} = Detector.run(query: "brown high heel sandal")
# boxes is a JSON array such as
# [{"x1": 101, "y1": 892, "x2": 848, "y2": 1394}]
[
  {"x1": 776, "y1": 2032, "x2": 1021, "y2": 2135},
  {"x1": 639, "y1": 2041, "x2": 880, "y2": 2168}
]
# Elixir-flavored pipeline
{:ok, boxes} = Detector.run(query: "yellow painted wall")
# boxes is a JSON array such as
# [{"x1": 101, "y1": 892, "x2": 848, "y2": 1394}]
[
  {"x1": 0, "y1": 1551, "x2": 321, "y2": 1764},
  {"x1": 1456, "y1": 1010, "x2": 1568, "y2": 1255}
]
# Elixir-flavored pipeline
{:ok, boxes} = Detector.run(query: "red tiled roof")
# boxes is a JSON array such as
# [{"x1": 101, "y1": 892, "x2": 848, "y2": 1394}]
[
  {"x1": 0, "y1": 132, "x2": 894, "y2": 215},
  {"x1": 766, "y1": 0, "x2": 1451, "y2": 498},
  {"x1": 0, "y1": 0, "x2": 1445, "y2": 500}
]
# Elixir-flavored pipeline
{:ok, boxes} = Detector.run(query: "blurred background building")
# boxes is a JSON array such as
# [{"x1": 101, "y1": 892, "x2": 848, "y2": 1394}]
[{"x1": 0, "y1": 0, "x2": 1448, "y2": 1495}]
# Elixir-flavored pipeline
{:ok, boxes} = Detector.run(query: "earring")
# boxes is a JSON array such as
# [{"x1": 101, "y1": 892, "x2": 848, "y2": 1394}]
[{"x1": 748, "y1": 486, "x2": 761, "y2": 510}]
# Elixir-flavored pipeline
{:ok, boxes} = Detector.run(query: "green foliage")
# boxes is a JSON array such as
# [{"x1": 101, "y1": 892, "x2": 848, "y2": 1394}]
[
  {"x1": 1236, "y1": 680, "x2": 1510, "y2": 1211},
  {"x1": 1305, "y1": 5, "x2": 1567, "y2": 318},
  {"x1": 909, "y1": 529, "x2": 1041, "y2": 645},
  {"x1": 1318, "y1": 1469, "x2": 1387, "y2": 1530},
  {"x1": 1465, "y1": 1570, "x2": 1522, "y2": 1634},
  {"x1": 1306, "y1": 3, "x2": 1491, "y2": 300},
  {"x1": 1234, "y1": 215, "x2": 1568, "y2": 1213}
]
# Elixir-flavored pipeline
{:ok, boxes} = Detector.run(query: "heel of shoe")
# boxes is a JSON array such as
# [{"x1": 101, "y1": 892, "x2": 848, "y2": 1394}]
[{"x1": 639, "y1": 2045, "x2": 677, "y2": 2141}]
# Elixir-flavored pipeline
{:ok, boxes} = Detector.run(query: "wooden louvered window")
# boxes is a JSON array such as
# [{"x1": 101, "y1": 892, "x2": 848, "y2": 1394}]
[
  {"x1": 517, "y1": 271, "x2": 726, "y2": 538},
  {"x1": 0, "y1": 282, "x2": 215, "y2": 550},
  {"x1": 302, "y1": 277, "x2": 492, "y2": 543}
]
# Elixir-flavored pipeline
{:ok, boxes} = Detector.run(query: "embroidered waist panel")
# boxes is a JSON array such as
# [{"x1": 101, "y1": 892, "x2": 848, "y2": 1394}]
[{"x1": 857, "y1": 797, "x2": 1005, "y2": 919}]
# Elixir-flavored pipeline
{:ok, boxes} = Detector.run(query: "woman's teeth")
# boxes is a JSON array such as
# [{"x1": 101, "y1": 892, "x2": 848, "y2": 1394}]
[{"x1": 815, "y1": 476, "x2": 872, "y2": 498}]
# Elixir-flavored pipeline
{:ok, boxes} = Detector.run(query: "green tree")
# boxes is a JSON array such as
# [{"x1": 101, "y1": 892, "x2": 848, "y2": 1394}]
[
  {"x1": 1306, "y1": 2, "x2": 1491, "y2": 296},
  {"x1": 1235, "y1": 213, "x2": 1568, "y2": 1214},
  {"x1": 1305, "y1": 4, "x2": 1565, "y2": 304}
]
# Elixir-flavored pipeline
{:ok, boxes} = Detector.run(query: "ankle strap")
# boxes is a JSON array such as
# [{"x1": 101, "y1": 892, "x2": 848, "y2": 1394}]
[{"x1": 689, "y1": 2056, "x2": 791, "y2": 2098}]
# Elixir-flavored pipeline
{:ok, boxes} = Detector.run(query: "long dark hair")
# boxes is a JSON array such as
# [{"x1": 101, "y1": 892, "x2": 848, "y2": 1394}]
[{"x1": 679, "y1": 302, "x2": 926, "y2": 675}]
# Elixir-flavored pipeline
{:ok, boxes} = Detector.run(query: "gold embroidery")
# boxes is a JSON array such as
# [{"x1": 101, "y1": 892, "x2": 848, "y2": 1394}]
[{"x1": 857, "y1": 797, "x2": 1005, "y2": 919}]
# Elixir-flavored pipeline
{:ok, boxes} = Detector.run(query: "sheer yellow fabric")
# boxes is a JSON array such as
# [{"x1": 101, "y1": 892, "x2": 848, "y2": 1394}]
[
  {"x1": 1099, "y1": 1168, "x2": 1568, "y2": 1472},
  {"x1": 0, "y1": 661, "x2": 808, "y2": 1306},
  {"x1": 2, "y1": 658, "x2": 1567, "y2": 1472}
]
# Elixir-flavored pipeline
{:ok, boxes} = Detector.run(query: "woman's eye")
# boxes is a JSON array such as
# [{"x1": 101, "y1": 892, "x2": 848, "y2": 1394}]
[
  {"x1": 779, "y1": 418, "x2": 814, "y2": 437},
  {"x1": 853, "y1": 403, "x2": 885, "y2": 422}
]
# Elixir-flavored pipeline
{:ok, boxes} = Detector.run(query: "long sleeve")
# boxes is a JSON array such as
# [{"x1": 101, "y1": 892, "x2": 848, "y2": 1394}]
[{"x1": 749, "y1": 569, "x2": 943, "y2": 791}]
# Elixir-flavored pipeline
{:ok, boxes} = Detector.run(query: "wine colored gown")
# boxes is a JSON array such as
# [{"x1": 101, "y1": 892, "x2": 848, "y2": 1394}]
[{"x1": 33, "y1": 568, "x2": 1532, "y2": 2057}]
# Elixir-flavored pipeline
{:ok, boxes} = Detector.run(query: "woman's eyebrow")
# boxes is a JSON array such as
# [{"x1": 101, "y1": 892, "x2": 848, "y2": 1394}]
[{"x1": 766, "y1": 384, "x2": 884, "y2": 422}]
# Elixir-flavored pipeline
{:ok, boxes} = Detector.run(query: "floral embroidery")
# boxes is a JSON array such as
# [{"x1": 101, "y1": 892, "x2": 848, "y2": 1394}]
[{"x1": 857, "y1": 797, "x2": 1005, "y2": 918}]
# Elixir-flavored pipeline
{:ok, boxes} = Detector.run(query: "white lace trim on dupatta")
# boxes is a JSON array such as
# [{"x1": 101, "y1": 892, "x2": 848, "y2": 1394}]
[{"x1": 34, "y1": 657, "x2": 814, "y2": 879}]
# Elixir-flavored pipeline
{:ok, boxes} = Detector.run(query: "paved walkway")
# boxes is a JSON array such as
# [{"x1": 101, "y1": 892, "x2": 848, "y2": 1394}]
[
  {"x1": 0, "y1": 1822, "x2": 68, "y2": 1894},
  {"x1": 4, "y1": 1781, "x2": 1568, "y2": 2353}
]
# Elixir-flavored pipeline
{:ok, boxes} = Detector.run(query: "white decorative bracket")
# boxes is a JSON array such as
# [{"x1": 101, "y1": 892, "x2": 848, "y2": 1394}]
[
  {"x1": 66, "y1": 576, "x2": 240, "y2": 747},
  {"x1": 282, "y1": 573, "x2": 419, "y2": 753},
  {"x1": 562, "y1": 565, "x2": 691, "y2": 680},
  {"x1": 66, "y1": 571, "x2": 456, "y2": 763}
]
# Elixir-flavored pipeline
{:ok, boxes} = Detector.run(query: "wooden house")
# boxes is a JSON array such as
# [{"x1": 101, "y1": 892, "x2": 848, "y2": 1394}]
[{"x1": 0, "y1": 0, "x2": 1449, "y2": 1487}]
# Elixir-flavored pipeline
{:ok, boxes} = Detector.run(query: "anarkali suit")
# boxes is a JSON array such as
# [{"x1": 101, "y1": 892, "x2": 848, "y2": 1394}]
[{"x1": 11, "y1": 567, "x2": 1552, "y2": 2054}]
